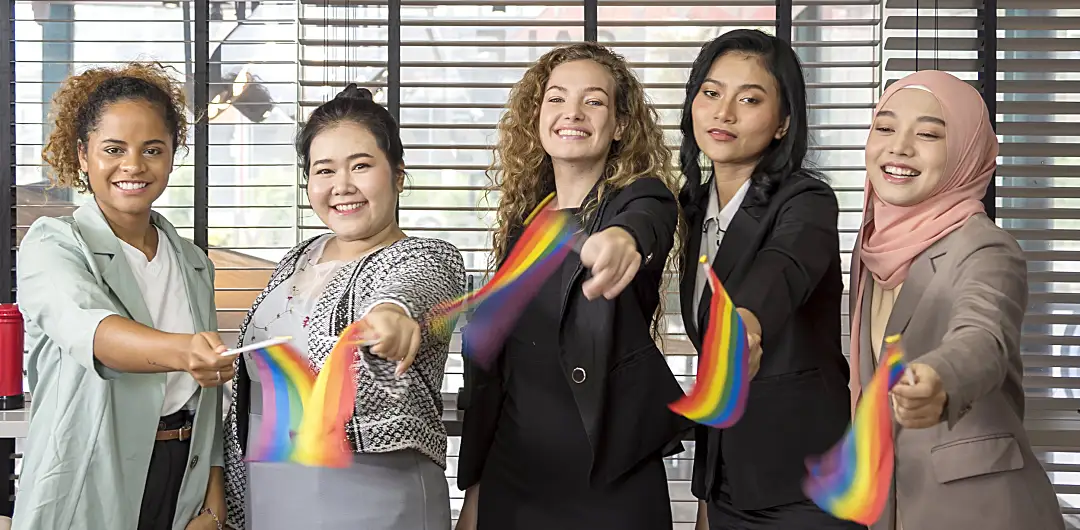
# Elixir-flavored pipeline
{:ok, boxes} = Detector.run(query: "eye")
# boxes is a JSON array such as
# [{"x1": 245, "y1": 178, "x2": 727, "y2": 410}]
[
  {"x1": 874, "y1": 126, "x2": 894, "y2": 133},
  {"x1": 740, "y1": 97, "x2": 760, "y2": 104},
  {"x1": 701, "y1": 89, "x2": 719, "y2": 98},
  {"x1": 585, "y1": 99, "x2": 604, "y2": 107},
  {"x1": 144, "y1": 147, "x2": 162, "y2": 156},
  {"x1": 314, "y1": 168, "x2": 334, "y2": 175},
  {"x1": 547, "y1": 96, "x2": 564, "y2": 104},
  {"x1": 352, "y1": 162, "x2": 371, "y2": 171},
  {"x1": 918, "y1": 132, "x2": 942, "y2": 140},
  {"x1": 104, "y1": 146, "x2": 123, "y2": 155}
]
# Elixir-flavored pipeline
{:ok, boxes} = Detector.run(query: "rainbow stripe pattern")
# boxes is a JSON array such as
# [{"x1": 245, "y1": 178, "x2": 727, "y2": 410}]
[
  {"x1": 246, "y1": 332, "x2": 361, "y2": 468},
  {"x1": 668, "y1": 255, "x2": 751, "y2": 429},
  {"x1": 246, "y1": 339, "x2": 315, "y2": 463},
  {"x1": 802, "y1": 334, "x2": 907, "y2": 525},
  {"x1": 428, "y1": 192, "x2": 580, "y2": 367}
]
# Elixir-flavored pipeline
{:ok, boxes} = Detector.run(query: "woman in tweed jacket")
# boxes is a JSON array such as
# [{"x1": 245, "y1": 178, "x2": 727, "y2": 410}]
[{"x1": 223, "y1": 84, "x2": 465, "y2": 530}]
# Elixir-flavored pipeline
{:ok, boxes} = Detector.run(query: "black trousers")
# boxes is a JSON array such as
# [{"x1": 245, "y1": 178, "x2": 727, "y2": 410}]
[
  {"x1": 706, "y1": 470, "x2": 865, "y2": 530},
  {"x1": 138, "y1": 410, "x2": 193, "y2": 530}
]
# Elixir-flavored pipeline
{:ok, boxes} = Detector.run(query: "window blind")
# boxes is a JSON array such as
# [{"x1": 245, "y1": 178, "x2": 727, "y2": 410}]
[{"x1": 884, "y1": 0, "x2": 1077, "y2": 523}]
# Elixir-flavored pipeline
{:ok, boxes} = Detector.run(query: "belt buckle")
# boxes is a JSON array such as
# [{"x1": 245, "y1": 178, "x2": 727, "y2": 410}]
[{"x1": 178, "y1": 423, "x2": 192, "y2": 442}]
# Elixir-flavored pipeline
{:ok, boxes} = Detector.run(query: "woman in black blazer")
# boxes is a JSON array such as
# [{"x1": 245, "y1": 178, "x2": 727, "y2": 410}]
[
  {"x1": 679, "y1": 29, "x2": 861, "y2": 530},
  {"x1": 455, "y1": 42, "x2": 689, "y2": 530}
]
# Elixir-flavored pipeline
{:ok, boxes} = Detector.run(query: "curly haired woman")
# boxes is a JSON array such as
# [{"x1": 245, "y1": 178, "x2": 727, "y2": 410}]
[
  {"x1": 455, "y1": 42, "x2": 690, "y2": 530},
  {"x1": 13, "y1": 63, "x2": 235, "y2": 530}
]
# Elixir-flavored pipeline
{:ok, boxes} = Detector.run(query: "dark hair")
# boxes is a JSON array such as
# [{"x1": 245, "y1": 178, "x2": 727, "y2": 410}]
[
  {"x1": 42, "y1": 62, "x2": 188, "y2": 192},
  {"x1": 295, "y1": 83, "x2": 404, "y2": 178},
  {"x1": 678, "y1": 29, "x2": 819, "y2": 218}
]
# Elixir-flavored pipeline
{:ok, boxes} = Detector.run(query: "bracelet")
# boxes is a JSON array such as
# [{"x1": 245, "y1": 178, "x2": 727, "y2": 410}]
[{"x1": 200, "y1": 507, "x2": 223, "y2": 530}]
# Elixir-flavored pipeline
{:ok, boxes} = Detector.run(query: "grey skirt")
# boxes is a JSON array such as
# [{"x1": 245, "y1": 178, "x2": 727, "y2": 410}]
[
  {"x1": 243, "y1": 398, "x2": 450, "y2": 530},
  {"x1": 245, "y1": 449, "x2": 450, "y2": 530}
]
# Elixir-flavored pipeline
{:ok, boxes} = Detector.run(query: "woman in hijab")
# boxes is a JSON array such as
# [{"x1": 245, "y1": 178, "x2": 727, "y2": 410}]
[{"x1": 851, "y1": 69, "x2": 1063, "y2": 530}]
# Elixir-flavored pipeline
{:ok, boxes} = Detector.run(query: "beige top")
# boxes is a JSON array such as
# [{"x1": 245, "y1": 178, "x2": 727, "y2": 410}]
[
  {"x1": 869, "y1": 278, "x2": 904, "y2": 529},
  {"x1": 869, "y1": 279, "x2": 904, "y2": 362}
]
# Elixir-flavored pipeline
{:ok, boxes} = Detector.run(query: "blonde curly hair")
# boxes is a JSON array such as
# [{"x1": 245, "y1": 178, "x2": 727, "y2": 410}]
[
  {"x1": 42, "y1": 61, "x2": 189, "y2": 193},
  {"x1": 487, "y1": 42, "x2": 681, "y2": 340}
]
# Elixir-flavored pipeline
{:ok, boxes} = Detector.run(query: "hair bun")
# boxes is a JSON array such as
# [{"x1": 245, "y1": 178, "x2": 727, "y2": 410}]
[{"x1": 336, "y1": 83, "x2": 373, "y2": 102}]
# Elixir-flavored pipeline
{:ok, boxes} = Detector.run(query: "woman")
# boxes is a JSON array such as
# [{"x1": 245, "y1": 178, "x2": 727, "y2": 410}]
[
  {"x1": 14, "y1": 63, "x2": 235, "y2": 530},
  {"x1": 455, "y1": 42, "x2": 687, "y2": 530},
  {"x1": 677, "y1": 30, "x2": 859, "y2": 530},
  {"x1": 223, "y1": 84, "x2": 465, "y2": 530},
  {"x1": 851, "y1": 70, "x2": 1063, "y2": 530}
]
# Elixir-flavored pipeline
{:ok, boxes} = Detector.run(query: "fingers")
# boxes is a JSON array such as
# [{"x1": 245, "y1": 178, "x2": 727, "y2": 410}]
[
  {"x1": 604, "y1": 255, "x2": 640, "y2": 299},
  {"x1": 583, "y1": 251, "x2": 641, "y2": 300},
  {"x1": 201, "y1": 331, "x2": 228, "y2": 353},
  {"x1": 746, "y1": 333, "x2": 762, "y2": 380},
  {"x1": 396, "y1": 328, "x2": 422, "y2": 377},
  {"x1": 891, "y1": 380, "x2": 935, "y2": 401}
]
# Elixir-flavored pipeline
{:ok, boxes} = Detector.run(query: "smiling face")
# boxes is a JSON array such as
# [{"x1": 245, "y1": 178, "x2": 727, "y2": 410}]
[
  {"x1": 866, "y1": 88, "x2": 948, "y2": 207},
  {"x1": 691, "y1": 52, "x2": 789, "y2": 170},
  {"x1": 538, "y1": 59, "x2": 622, "y2": 167},
  {"x1": 78, "y1": 99, "x2": 173, "y2": 218},
  {"x1": 306, "y1": 121, "x2": 403, "y2": 242}
]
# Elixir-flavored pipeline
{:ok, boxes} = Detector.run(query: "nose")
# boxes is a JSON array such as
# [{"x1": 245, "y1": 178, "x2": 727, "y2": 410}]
[
  {"x1": 331, "y1": 168, "x2": 358, "y2": 195},
  {"x1": 562, "y1": 101, "x2": 585, "y2": 121},
  {"x1": 714, "y1": 97, "x2": 736, "y2": 123},
  {"x1": 887, "y1": 132, "x2": 915, "y2": 157},
  {"x1": 120, "y1": 151, "x2": 147, "y2": 175}
]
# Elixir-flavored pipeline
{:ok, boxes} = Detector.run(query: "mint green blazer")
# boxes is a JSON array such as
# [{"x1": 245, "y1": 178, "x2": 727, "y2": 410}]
[{"x1": 12, "y1": 201, "x2": 224, "y2": 530}]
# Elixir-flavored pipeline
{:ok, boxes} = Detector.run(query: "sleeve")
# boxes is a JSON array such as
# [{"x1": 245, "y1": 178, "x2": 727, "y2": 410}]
[
  {"x1": 222, "y1": 394, "x2": 247, "y2": 530},
  {"x1": 732, "y1": 183, "x2": 840, "y2": 345},
  {"x1": 206, "y1": 260, "x2": 227, "y2": 468},
  {"x1": 357, "y1": 239, "x2": 466, "y2": 323},
  {"x1": 16, "y1": 217, "x2": 122, "y2": 380},
  {"x1": 916, "y1": 235, "x2": 1026, "y2": 429},
  {"x1": 605, "y1": 177, "x2": 679, "y2": 272}
]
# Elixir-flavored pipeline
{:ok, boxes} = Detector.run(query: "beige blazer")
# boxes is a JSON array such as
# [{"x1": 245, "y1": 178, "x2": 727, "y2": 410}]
[{"x1": 853, "y1": 213, "x2": 1063, "y2": 530}]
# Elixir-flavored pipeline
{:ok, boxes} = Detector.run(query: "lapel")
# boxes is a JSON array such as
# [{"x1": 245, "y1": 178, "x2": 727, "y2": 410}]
[
  {"x1": 73, "y1": 202, "x2": 155, "y2": 328},
  {"x1": 881, "y1": 241, "x2": 947, "y2": 345},
  {"x1": 694, "y1": 190, "x2": 762, "y2": 336},
  {"x1": 680, "y1": 199, "x2": 704, "y2": 348},
  {"x1": 154, "y1": 211, "x2": 212, "y2": 333}
]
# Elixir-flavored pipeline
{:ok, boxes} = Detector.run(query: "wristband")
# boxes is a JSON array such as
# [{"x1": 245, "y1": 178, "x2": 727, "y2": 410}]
[{"x1": 200, "y1": 507, "x2": 223, "y2": 530}]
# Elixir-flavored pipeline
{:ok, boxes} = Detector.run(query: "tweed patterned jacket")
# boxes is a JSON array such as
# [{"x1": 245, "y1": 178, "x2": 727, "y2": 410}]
[{"x1": 222, "y1": 235, "x2": 465, "y2": 529}]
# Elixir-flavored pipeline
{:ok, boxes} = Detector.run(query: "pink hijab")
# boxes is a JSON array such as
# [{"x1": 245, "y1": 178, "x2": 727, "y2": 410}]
[{"x1": 849, "y1": 70, "x2": 998, "y2": 402}]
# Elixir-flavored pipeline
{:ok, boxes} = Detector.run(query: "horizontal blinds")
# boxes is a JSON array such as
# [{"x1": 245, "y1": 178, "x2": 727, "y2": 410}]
[
  {"x1": 884, "y1": 0, "x2": 1079, "y2": 520},
  {"x1": 205, "y1": 0, "x2": 300, "y2": 350}
]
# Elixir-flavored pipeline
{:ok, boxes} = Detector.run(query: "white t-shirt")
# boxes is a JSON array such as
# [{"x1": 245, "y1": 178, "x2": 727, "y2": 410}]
[{"x1": 119, "y1": 227, "x2": 200, "y2": 416}]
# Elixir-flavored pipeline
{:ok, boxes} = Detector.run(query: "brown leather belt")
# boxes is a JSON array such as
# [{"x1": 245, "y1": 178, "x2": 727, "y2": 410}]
[{"x1": 156, "y1": 422, "x2": 192, "y2": 442}]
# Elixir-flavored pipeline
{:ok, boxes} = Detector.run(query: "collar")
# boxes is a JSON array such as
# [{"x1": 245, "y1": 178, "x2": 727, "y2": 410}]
[{"x1": 703, "y1": 178, "x2": 751, "y2": 235}]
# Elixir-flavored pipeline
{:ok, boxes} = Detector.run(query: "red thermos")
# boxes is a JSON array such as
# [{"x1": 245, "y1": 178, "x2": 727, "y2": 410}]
[{"x1": 0, "y1": 304, "x2": 24, "y2": 410}]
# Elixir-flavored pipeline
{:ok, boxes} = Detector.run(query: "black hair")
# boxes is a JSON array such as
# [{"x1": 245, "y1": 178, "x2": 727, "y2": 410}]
[
  {"x1": 677, "y1": 29, "x2": 820, "y2": 218},
  {"x1": 295, "y1": 83, "x2": 404, "y2": 178}
]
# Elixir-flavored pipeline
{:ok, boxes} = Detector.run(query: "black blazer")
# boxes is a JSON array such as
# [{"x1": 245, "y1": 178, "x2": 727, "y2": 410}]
[
  {"x1": 680, "y1": 173, "x2": 851, "y2": 510},
  {"x1": 458, "y1": 177, "x2": 692, "y2": 489}
]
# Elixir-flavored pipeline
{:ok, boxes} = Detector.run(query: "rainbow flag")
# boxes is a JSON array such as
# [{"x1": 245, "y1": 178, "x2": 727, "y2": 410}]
[
  {"x1": 668, "y1": 255, "x2": 751, "y2": 428},
  {"x1": 243, "y1": 333, "x2": 362, "y2": 468},
  {"x1": 428, "y1": 192, "x2": 579, "y2": 367},
  {"x1": 244, "y1": 338, "x2": 315, "y2": 463},
  {"x1": 292, "y1": 322, "x2": 362, "y2": 467},
  {"x1": 803, "y1": 335, "x2": 907, "y2": 525}
]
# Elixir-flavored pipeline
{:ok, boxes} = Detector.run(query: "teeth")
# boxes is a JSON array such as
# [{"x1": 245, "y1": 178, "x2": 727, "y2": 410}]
[
  {"x1": 883, "y1": 165, "x2": 920, "y2": 177},
  {"x1": 334, "y1": 203, "x2": 364, "y2": 212},
  {"x1": 556, "y1": 129, "x2": 589, "y2": 137},
  {"x1": 115, "y1": 182, "x2": 148, "y2": 190}
]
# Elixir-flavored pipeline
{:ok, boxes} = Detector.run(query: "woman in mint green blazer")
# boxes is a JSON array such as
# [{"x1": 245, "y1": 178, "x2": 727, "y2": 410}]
[{"x1": 13, "y1": 63, "x2": 237, "y2": 530}]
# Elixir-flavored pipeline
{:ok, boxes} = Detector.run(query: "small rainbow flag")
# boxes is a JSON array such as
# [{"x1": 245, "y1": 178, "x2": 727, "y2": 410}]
[
  {"x1": 668, "y1": 255, "x2": 751, "y2": 428},
  {"x1": 242, "y1": 332, "x2": 362, "y2": 468},
  {"x1": 292, "y1": 322, "x2": 362, "y2": 467},
  {"x1": 244, "y1": 337, "x2": 315, "y2": 463},
  {"x1": 428, "y1": 192, "x2": 580, "y2": 367},
  {"x1": 802, "y1": 334, "x2": 908, "y2": 525}
]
